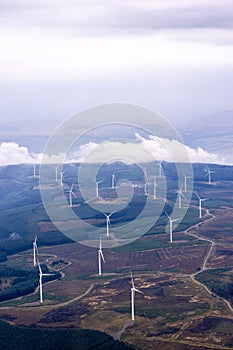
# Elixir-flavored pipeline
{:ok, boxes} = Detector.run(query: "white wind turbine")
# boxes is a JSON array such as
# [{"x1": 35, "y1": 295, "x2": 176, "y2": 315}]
[
  {"x1": 153, "y1": 177, "x2": 158, "y2": 199},
  {"x1": 33, "y1": 163, "x2": 36, "y2": 177},
  {"x1": 38, "y1": 261, "x2": 54, "y2": 304},
  {"x1": 130, "y1": 270, "x2": 143, "y2": 321},
  {"x1": 111, "y1": 174, "x2": 116, "y2": 189},
  {"x1": 33, "y1": 236, "x2": 38, "y2": 266},
  {"x1": 205, "y1": 167, "x2": 215, "y2": 185},
  {"x1": 142, "y1": 167, "x2": 149, "y2": 196},
  {"x1": 55, "y1": 167, "x2": 59, "y2": 182},
  {"x1": 69, "y1": 184, "x2": 77, "y2": 207},
  {"x1": 103, "y1": 212, "x2": 115, "y2": 237},
  {"x1": 166, "y1": 213, "x2": 180, "y2": 243},
  {"x1": 176, "y1": 187, "x2": 185, "y2": 208},
  {"x1": 98, "y1": 236, "x2": 105, "y2": 275},
  {"x1": 95, "y1": 179, "x2": 103, "y2": 198},
  {"x1": 158, "y1": 162, "x2": 163, "y2": 177},
  {"x1": 183, "y1": 174, "x2": 192, "y2": 192},
  {"x1": 60, "y1": 170, "x2": 65, "y2": 187},
  {"x1": 196, "y1": 193, "x2": 208, "y2": 218}
]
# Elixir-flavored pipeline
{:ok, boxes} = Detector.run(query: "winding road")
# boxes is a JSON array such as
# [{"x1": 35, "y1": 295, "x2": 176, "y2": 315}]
[{"x1": 183, "y1": 207, "x2": 233, "y2": 312}]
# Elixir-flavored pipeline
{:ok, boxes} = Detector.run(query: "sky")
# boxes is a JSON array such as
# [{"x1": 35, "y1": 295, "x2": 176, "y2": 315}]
[{"x1": 0, "y1": 0, "x2": 233, "y2": 164}]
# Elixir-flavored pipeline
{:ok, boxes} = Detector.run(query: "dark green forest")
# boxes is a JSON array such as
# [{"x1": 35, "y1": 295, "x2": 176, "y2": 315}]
[{"x1": 0, "y1": 321, "x2": 134, "y2": 350}]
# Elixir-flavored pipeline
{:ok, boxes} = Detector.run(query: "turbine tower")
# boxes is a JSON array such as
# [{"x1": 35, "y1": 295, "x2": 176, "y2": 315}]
[
  {"x1": 166, "y1": 213, "x2": 180, "y2": 243},
  {"x1": 103, "y1": 212, "x2": 115, "y2": 237},
  {"x1": 38, "y1": 262, "x2": 54, "y2": 304},
  {"x1": 196, "y1": 193, "x2": 208, "y2": 218},
  {"x1": 183, "y1": 174, "x2": 192, "y2": 192},
  {"x1": 142, "y1": 167, "x2": 149, "y2": 196},
  {"x1": 176, "y1": 187, "x2": 185, "y2": 208},
  {"x1": 60, "y1": 171, "x2": 65, "y2": 188},
  {"x1": 33, "y1": 163, "x2": 36, "y2": 177},
  {"x1": 130, "y1": 270, "x2": 143, "y2": 321},
  {"x1": 33, "y1": 236, "x2": 38, "y2": 266},
  {"x1": 95, "y1": 179, "x2": 103, "y2": 198},
  {"x1": 158, "y1": 162, "x2": 163, "y2": 177},
  {"x1": 111, "y1": 174, "x2": 116, "y2": 189},
  {"x1": 69, "y1": 184, "x2": 77, "y2": 207},
  {"x1": 55, "y1": 167, "x2": 59, "y2": 182},
  {"x1": 98, "y1": 236, "x2": 105, "y2": 275},
  {"x1": 153, "y1": 177, "x2": 158, "y2": 199},
  {"x1": 205, "y1": 167, "x2": 214, "y2": 185}
]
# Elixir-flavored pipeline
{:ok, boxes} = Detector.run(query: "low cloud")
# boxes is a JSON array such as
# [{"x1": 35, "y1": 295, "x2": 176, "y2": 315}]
[
  {"x1": 0, "y1": 138, "x2": 224, "y2": 167},
  {"x1": 136, "y1": 134, "x2": 224, "y2": 164},
  {"x1": 0, "y1": 142, "x2": 38, "y2": 166},
  {"x1": 68, "y1": 134, "x2": 225, "y2": 165},
  {"x1": 0, "y1": 142, "x2": 69, "y2": 166}
]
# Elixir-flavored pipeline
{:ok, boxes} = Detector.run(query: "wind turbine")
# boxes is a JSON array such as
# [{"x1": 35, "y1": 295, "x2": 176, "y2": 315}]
[
  {"x1": 111, "y1": 174, "x2": 116, "y2": 189},
  {"x1": 205, "y1": 167, "x2": 214, "y2": 185},
  {"x1": 69, "y1": 184, "x2": 77, "y2": 207},
  {"x1": 33, "y1": 163, "x2": 36, "y2": 177},
  {"x1": 158, "y1": 162, "x2": 163, "y2": 177},
  {"x1": 55, "y1": 167, "x2": 59, "y2": 182},
  {"x1": 165, "y1": 213, "x2": 180, "y2": 243},
  {"x1": 183, "y1": 174, "x2": 192, "y2": 192},
  {"x1": 95, "y1": 179, "x2": 103, "y2": 198},
  {"x1": 153, "y1": 177, "x2": 158, "y2": 199},
  {"x1": 176, "y1": 187, "x2": 185, "y2": 208},
  {"x1": 103, "y1": 212, "x2": 115, "y2": 237},
  {"x1": 98, "y1": 236, "x2": 105, "y2": 275},
  {"x1": 130, "y1": 270, "x2": 143, "y2": 321},
  {"x1": 60, "y1": 170, "x2": 65, "y2": 188},
  {"x1": 142, "y1": 167, "x2": 149, "y2": 196},
  {"x1": 38, "y1": 262, "x2": 54, "y2": 304},
  {"x1": 196, "y1": 193, "x2": 208, "y2": 218},
  {"x1": 33, "y1": 236, "x2": 38, "y2": 266}
]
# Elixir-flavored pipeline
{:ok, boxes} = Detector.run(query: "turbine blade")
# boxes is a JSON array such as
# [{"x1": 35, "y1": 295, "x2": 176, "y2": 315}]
[
  {"x1": 134, "y1": 288, "x2": 144, "y2": 294},
  {"x1": 130, "y1": 270, "x2": 135, "y2": 289},
  {"x1": 100, "y1": 250, "x2": 105, "y2": 263},
  {"x1": 72, "y1": 191, "x2": 78, "y2": 198},
  {"x1": 195, "y1": 192, "x2": 201, "y2": 200},
  {"x1": 173, "y1": 218, "x2": 181, "y2": 223}
]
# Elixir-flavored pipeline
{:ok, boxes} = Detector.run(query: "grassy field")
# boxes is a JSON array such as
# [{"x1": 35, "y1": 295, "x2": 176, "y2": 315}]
[{"x1": 0, "y1": 163, "x2": 233, "y2": 349}]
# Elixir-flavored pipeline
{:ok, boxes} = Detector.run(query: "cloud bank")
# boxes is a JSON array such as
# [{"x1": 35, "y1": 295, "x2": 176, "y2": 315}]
[
  {"x1": 0, "y1": 137, "x2": 225, "y2": 167},
  {"x1": 0, "y1": 142, "x2": 38, "y2": 166}
]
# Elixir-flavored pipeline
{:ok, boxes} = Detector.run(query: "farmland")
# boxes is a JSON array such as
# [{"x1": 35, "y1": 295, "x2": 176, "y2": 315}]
[{"x1": 0, "y1": 162, "x2": 233, "y2": 349}]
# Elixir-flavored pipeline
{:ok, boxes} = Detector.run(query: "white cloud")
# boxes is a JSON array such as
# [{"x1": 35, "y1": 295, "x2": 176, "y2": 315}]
[
  {"x1": 0, "y1": 142, "x2": 38, "y2": 165},
  {"x1": 67, "y1": 135, "x2": 225, "y2": 165},
  {"x1": 136, "y1": 134, "x2": 224, "y2": 164},
  {"x1": 0, "y1": 136, "x2": 225, "y2": 167}
]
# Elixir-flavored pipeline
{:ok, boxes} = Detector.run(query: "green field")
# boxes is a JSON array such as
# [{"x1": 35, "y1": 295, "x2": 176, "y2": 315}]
[{"x1": 0, "y1": 163, "x2": 233, "y2": 350}]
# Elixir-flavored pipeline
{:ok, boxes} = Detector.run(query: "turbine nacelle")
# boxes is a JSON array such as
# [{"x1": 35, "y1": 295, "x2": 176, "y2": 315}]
[
  {"x1": 38, "y1": 262, "x2": 55, "y2": 303},
  {"x1": 103, "y1": 212, "x2": 115, "y2": 237},
  {"x1": 130, "y1": 270, "x2": 143, "y2": 321},
  {"x1": 98, "y1": 236, "x2": 105, "y2": 275}
]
